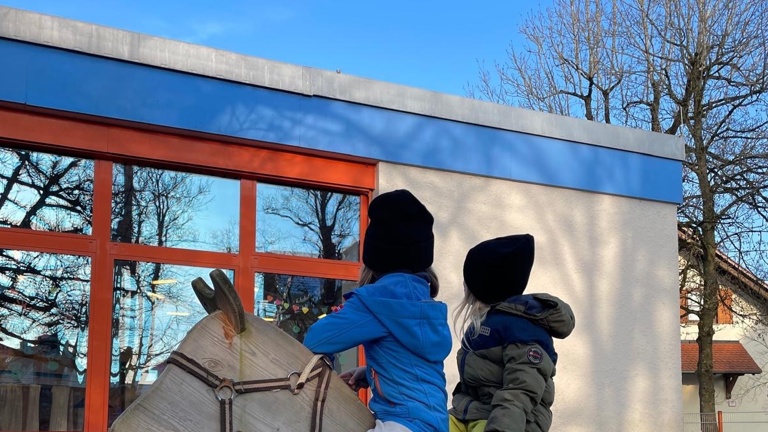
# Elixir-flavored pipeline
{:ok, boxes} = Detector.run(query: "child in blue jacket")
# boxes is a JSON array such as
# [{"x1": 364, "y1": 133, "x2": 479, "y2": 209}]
[{"x1": 304, "y1": 189, "x2": 452, "y2": 432}]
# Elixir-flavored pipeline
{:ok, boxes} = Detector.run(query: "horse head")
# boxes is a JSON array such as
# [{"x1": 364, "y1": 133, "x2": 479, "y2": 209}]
[{"x1": 110, "y1": 269, "x2": 374, "y2": 432}]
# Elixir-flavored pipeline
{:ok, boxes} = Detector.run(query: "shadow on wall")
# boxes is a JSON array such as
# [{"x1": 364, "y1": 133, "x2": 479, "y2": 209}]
[{"x1": 376, "y1": 142, "x2": 681, "y2": 432}]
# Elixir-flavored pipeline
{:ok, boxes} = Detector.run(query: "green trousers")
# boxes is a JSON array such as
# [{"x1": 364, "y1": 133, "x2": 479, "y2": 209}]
[{"x1": 449, "y1": 415, "x2": 487, "y2": 432}]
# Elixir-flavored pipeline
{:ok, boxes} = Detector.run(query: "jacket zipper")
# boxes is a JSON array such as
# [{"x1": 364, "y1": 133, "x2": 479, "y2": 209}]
[
  {"x1": 370, "y1": 368, "x2": 395, "y2": 406},
  {"x1": 459, "y1": 350, "x2": 469, "y2": 378},
  {"x1": 462, "y1": 400, "x2": 473, "y2": 419},
  {"x1": 458, "y1": 350, "x2": 472, "y2": 418}
]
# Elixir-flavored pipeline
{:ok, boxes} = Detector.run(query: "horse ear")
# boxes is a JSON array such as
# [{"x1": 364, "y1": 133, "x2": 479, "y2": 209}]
[
  {"x1": 191, "y1": 277, "x2": 218, "y2": 314},
  {"x1": 190, "y1": 270, "x2": 246, "y2": 334},
  {"x1": 209, "y1": 269, "x2": 247, "y2": 334}
]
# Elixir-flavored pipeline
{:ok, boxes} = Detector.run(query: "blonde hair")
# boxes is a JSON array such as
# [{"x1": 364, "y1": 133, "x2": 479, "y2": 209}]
[
  {"x1": 358, "y1": 265, "x2": 377, "y2": 286},
  {"x1": 358, "y1": 265, "x2": 440, "y2": 298},
  {"x1": 452, "y1": 283, "x2": 490, "y2": 343}
]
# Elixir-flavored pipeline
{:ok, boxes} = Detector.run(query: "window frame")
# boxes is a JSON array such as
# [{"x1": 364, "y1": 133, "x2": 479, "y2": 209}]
[
  {"x1": 679, "y1": 287, "x2": 734, "y2": 325},
  {"x1": 0, "y1": 105, "x2": 374, "y2": 431}
]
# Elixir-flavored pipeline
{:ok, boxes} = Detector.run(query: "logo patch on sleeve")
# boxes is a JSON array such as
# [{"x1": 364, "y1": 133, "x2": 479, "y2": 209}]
[
  {"x1": 526, "y1": 347, "x2": 544, "y2": 364},
  {"x1": 478, "y1": 326, "x2": 490, "y2": 336}
]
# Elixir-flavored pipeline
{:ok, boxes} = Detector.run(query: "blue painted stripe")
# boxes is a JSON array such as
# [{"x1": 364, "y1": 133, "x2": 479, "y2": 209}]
[
  {"x1": 0, "y1": 40, "x2": 28, "y2": 104},
  {"x1": 0, "y1": 39, "x2": 682, "y2": 203}
]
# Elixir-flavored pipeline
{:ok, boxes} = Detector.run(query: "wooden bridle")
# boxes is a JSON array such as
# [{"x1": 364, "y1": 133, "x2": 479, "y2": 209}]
[
  {"x1": 166, "y1": 350, "x2": 333, "y2": 432},
  {"x1": 178, "y1": 270, "x2": 336, "y2": 432}
]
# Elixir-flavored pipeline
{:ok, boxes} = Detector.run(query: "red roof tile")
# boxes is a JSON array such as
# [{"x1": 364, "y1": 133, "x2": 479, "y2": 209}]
[{"x1": 681, "y1": 341, "x2": 762, "y2": 374}]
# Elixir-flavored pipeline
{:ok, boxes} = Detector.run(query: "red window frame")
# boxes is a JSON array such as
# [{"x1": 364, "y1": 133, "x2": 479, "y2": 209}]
[{"x1": 0, "y1": 104, "x2": 375, "y2": 431}]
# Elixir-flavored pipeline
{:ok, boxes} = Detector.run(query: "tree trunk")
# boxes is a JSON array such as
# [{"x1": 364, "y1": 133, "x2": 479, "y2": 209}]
[{"x1": 471, "y1": 0, "x2": 768, "y2": 427}]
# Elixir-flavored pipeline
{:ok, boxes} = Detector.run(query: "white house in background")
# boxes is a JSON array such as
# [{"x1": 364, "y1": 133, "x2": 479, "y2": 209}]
[{"x1": 679, "y1": 229, "x2": 768, "y2": 414}]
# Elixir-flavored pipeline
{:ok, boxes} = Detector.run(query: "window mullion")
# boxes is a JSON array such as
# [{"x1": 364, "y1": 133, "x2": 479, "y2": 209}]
[
  {"x1": 237, "y1": 179, "x2": 257, "y2": 313},
  {"x1": 252, "y1": 253, "x2": 360, "y2": 281},
  {"x1": 84, "y1": 159, "x2": 113, "y2": 432}
]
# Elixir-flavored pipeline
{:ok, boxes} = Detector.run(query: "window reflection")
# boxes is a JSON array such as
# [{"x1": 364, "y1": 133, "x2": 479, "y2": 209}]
[
  {"x1": 256, "y1": 183, "x2": 360, "y2": 261},
  {"x1": 0, "y1": 146, "x2": 93, "y2": 234},
  {"x1": 254, "y1": 273, "x2": 358, "y2": 373},
  {"x1": 111, "y1": 164, "x2": 239, "y2": 252},
  {"x1": 109, "y1": 262, "x2": 233, "y2": 426},
  {"x1": 0, "y1": 250, "x2": 90, "y2": 431}
]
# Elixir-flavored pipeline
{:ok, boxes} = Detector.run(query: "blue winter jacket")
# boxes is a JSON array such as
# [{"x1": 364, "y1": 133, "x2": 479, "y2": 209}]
[{"x1": 304, "y1": 273, "x2": 451, "y2": 432}]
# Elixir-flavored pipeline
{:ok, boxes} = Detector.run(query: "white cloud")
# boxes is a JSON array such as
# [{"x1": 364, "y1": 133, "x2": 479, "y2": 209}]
[{"x1": 185, "y1": 21, "x2": 227, "y2": 43}]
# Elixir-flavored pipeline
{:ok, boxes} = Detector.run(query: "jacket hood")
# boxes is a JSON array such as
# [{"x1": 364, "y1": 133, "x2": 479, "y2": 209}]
[
  {"x1": 349, "y1": 273, "x2": 451, "y2": 362},
  {"x1": 495, "y1": 293, "x2": 575, "y2": 339}
]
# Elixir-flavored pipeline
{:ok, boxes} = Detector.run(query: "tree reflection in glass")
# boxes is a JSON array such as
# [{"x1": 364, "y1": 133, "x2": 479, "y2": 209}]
[
  {"x1": 0, "y1": 147, "x2": 93, "y2": 234},
  {"x1": 256, "y1": 183, "x2": 360, "y2": 261},
  {"x1": 108, "y1": 262, "x2": 231, "y2": 426},
  {"x1": 0, "y1": 250, "x2": 90, "y2": 431},
  {"x1": 111, "y1": 164, "x2": 239, "y2": 252}
]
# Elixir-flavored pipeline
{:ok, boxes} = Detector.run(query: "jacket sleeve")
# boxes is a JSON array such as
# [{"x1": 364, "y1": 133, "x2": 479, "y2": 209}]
[
  {"x1": 303, "y1": 295, "x2": 387, "y2": 355},
  {"x1": 484, "y1": 343, "x2": 554, "y2": 432}
]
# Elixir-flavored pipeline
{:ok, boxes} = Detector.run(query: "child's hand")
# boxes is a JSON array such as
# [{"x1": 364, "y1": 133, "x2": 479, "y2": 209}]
[{"x1": 339, "y1": 366, "x2": 368, "y2": 391}]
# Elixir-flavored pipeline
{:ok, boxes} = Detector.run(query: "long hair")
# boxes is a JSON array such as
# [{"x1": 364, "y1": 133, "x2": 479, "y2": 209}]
[
  {"x1": 452, "y1": 283, "x2": 490, "y2": 344},
  {"x1": 358, "y1": 265, "x2": 377, "y2": 287},
  {"x1": 358, "y1": 265, "x2": 440, "y2": 298}
]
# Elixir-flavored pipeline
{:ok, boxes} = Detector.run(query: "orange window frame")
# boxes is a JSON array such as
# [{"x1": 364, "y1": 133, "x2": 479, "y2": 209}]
[{"x1": 0, "y1": 105, "x2": 375, "y2": 431}]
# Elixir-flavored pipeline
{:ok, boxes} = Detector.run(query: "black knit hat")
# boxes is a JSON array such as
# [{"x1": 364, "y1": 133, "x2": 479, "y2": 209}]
[
  {"x1": 362, "y1": 189, "x2": 434, "y2": 273},
  {"x1": 463, "y1": 234, "x2": 535, "y2": 304}
]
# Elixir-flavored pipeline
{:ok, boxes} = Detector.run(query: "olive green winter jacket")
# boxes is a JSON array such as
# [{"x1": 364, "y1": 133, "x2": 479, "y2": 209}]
[{"x1": 449, "y1": 293, "x2": 575, "y2": 432}]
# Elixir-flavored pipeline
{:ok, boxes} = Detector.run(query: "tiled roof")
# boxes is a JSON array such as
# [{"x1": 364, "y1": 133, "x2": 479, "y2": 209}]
[{"x1": 681, "y1": 341, "x2": 762, "y2": 374}]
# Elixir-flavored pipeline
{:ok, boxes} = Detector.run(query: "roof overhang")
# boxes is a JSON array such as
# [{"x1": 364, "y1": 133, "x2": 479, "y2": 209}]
[
  {"x1": 681, "y1": 341, "x2": 762, "y2": 399},
  {"x1": 681, "y1": 341, "x2": 762, "y2": 375}
]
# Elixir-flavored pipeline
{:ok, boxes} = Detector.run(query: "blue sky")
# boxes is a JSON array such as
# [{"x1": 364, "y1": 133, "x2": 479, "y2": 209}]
[{"x1": 1, "y1": 0, "x2": 549, "y2": 97}]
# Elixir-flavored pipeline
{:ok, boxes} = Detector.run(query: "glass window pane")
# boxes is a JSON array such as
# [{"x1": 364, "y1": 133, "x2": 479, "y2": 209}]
[
  {"x1": 256, "y1": 183, "x2": 360, "y2": 261},
  {"x1": 254, "y1": 273, "x2": 357, "y2": 373},
  {"x1": 0, "y1": 250, "x2": 90, "y2": 431},
  {"x1": 111, "y1": 164, "x2": 239, "y2": 252},
  {"x1": 108, "y1": 262, "x2": 233, "y2": 426},
  {"x1": 0, "y1": 146, "x2": 93, "y2": 234}
]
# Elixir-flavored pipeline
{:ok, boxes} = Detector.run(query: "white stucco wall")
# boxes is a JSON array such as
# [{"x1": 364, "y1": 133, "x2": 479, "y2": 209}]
[{"x1": 377, "y1": 162, "x2": 683, "y2": 432}]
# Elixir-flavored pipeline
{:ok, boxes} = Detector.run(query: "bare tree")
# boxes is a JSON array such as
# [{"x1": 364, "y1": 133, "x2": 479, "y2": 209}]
[
  {"x1": 254, "y1": 186, "x2": 359, "y2": 342},
  {"x1": 261, "y1": 187, "x2": 359, "y2": 260},
  {"x1": 0, "y1": 148, "x2": 92, "y2": 233},
  {"x1": 471, "y1": 0, "x2": 768, "y2": 417},
  {"x1": 112, "y1": 165, "x2": 212, "y2": 248},
  {"x1": 261, "y1": 186, "x2": 359, "y2": 305},
  {"x1": 110, "y1": 165, "x2": 213, "y2": 389},
  {"x1": 0, "y1": 251, "x2": 90, "y2": 371},
  {"x1": 0, "y1": 148, "x2": 93, "y2": 380}
]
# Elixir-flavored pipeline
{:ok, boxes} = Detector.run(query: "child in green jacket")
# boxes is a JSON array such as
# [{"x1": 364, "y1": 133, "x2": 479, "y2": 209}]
[{"x1": 450, "y1": 234, "x2": 575, "y2": 432}]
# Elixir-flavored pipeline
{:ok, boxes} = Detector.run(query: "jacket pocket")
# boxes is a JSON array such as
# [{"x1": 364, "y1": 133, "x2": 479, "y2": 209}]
[{"x1": 370, "y1": 367, "x2": 395, "y2": 406}]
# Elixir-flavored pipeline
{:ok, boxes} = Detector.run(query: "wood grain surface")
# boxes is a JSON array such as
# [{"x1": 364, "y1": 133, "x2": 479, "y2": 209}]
[{"x1": 110, "y1": 312, "x2": 375, "y2": 432}]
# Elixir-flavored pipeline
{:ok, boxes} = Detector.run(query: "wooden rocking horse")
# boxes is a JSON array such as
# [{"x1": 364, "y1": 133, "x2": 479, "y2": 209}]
[{"x1": 110, "y1": 269, "x2": 375, "y2": 432}]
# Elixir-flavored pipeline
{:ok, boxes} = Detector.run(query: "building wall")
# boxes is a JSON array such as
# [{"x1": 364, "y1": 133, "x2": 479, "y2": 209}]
[
  {"x1": 682, "y1": 369, "x2": 768, "y2": 414},
  {"x1": 0, "y1": 6, "x2": 683, "y2": 206},
  {"x1": 0, "y1": 7, "x2": 687, "y2": 431},
  {"x1": 681, "y1": 283, "x2": 768, "y2": 413},
  {"x1": 378, "y1": 162, "x2": 683, "y2": 432}
]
